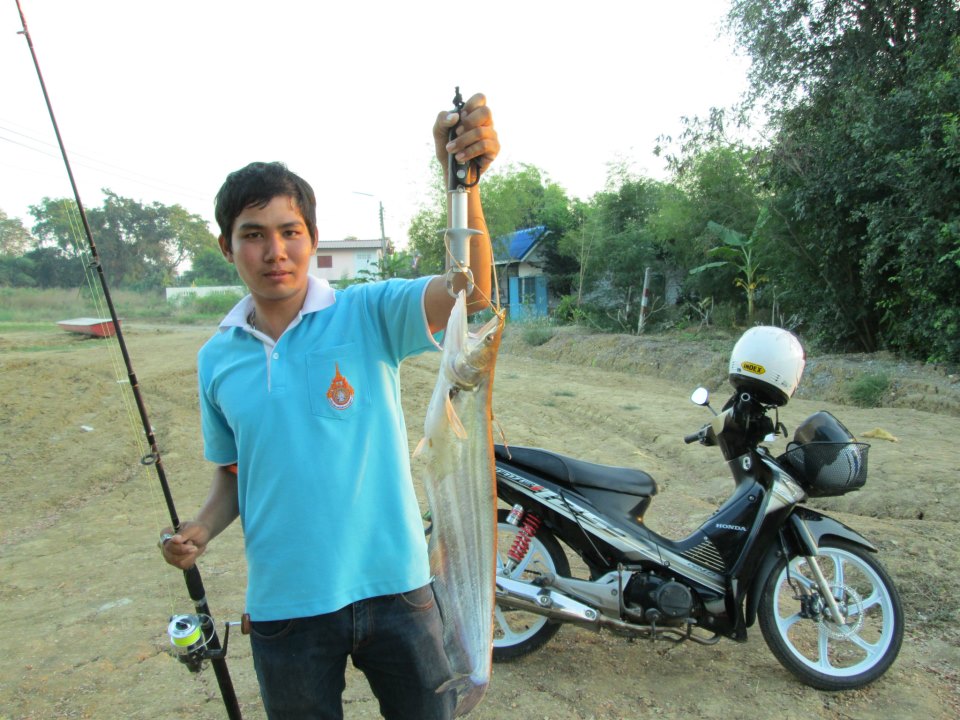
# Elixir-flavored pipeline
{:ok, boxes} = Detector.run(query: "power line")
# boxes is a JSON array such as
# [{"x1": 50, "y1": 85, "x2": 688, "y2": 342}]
[{"x1": 0, "y1": 121, "x2": 213, "y2": 204}]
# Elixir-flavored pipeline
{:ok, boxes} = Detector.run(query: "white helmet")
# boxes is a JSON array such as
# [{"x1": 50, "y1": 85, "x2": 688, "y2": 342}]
[{"x1": 728, "y1": 326, "x2": 806, "y2": 406}]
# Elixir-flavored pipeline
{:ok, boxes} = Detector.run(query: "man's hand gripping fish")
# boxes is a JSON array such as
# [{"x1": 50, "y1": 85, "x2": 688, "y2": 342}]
[{"x1": 416, "y1": 289, "x2": 503, "y2": 716}]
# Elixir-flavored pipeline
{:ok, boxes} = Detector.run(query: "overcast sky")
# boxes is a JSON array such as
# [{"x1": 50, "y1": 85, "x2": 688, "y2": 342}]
[{"x1": 2, "y1": 0, "x2": 750, "y2": 246}]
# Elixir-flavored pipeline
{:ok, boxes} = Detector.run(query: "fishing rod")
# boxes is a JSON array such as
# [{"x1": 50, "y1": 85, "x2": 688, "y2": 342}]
[
  {"x1": 14, "y1": 3, "x2": 243, "y2": 718},
  {"x1": 444, "y1": 86, "x2": 483, "y2": 297}
]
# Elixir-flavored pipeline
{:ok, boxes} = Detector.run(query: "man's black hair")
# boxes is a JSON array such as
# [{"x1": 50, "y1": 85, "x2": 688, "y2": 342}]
[{"x1": 215, "y1": 162, "x2": 317, "y2": 247}]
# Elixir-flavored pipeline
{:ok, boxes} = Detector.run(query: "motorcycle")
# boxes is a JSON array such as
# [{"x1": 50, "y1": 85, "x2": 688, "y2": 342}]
[{"x1": 491, "y1": 327, "x2": 903, "y2": 690}]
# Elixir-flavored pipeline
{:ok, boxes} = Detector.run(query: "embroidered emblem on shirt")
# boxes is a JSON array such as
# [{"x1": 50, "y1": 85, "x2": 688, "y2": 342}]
[{"x1": 326, "y1": 363, "x2": 355, "y2": 410}]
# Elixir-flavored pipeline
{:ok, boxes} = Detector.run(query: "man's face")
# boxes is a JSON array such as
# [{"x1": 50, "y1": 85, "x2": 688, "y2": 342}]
[{"x1": 219, "y1": 195, "x2": 318, "y2": 307}]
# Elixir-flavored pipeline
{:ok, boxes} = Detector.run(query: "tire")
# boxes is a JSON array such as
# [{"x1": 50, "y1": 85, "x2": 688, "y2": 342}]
[
  {"x1": 493, "y1": 508, "x2": 571, "y2": 661},
  {"x1": 757, "y1": 538, "x2": 903, "y2": 690}
]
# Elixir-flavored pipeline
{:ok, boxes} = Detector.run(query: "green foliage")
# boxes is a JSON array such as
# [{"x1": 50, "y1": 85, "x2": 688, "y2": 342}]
[
  {"x1": 20, "y1": 192, "x2": 216, "y2": 291},
  {"x1": 189, "y1": 292, "x2": 244, "y2": 315},
  {"x1": 553, "y1": 294, "x2": 590, "y2": 324},
  {"x1": 0, "y1": 286, "x2": 246, "y2": 326},
  {"x1": 517, "y1": 320, "x2": 556, "y2": 347},
  {"x1": 0, "y1": 254, "x2": 37, "y2": 288},
  {"x1": 557, "y1": 175, "x2": 677, "y2": 331},
  {"x1": 0, "y1": 286, "x2": 163, "y2": 322},
  {"x1": 406, "y1": 160, "x2": 579, "y2": 297},
  {"x1": 691, "y1": 211, "x2": 769, "y2": 323},
  {"x1": 180, "y1": 244, "x2": 238, "y2": 286},
  {"x1": 729, "y1": 0, "x2": 960, "y2": 361},
  {"x1": 406, "y1": 160, "x2": 447, "y2": 276},
  {"x1": 352, "y1": 250, "x2": 422, "y2": 284},
  {"x1": 0, "y1": 209, "x2": 34, "y2": 256},
  {"x1": 847, "y1": 372, "x2": 891, "y2": 408}
]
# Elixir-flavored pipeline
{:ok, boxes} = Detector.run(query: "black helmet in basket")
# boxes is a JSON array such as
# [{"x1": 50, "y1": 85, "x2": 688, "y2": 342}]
[{"x1": 780, "y1": 411, "x2": 869, "y2": 497}]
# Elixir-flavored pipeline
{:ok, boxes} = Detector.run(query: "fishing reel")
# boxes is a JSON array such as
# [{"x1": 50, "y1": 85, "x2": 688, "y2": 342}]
[{"x1": 166, "y1": 613, "x2": 249, "y2": 673}]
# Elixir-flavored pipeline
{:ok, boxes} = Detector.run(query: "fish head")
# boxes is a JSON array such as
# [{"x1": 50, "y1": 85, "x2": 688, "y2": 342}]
[{"x1": 442, "y1": 291, "x2": 503, "y2": 391}]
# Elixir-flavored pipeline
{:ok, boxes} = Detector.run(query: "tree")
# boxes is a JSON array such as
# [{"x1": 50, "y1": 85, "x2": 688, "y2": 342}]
[
  {"x1": 28, "y1": 191, "x2": 217, "y2": 290},
  {"x1": 0, "y1": 209, "x2": 34, "y2": 256},
  {"x1": 554, "y1": 171, "x2": 678, "y2": 331},
  {"x1": 407, "y1": 161, "x2": 577, "y2": 295},
  {"x1": 730, "y1": 0, "x2": 960, "y2": 360},
  {"x1": 407, "y1": 162, "x2": 447, "y2": 276},
  {"x1": 180, "y1": 243, "x2": 239, "y2": 286}
]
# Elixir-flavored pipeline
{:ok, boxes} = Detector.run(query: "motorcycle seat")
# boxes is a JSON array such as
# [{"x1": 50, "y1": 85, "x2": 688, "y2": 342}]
[{"x1": 495, "y1": 444, "x2": 657, "y2": 497}]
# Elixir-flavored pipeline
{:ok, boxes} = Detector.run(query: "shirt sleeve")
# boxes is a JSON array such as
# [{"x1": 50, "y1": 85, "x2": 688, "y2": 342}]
[
  {"x1": 197, "y1": 349, "x2": 238, "y2": 465},
  {"x1": 360, "y1": 276, "x2": 438, "y2": 362}
]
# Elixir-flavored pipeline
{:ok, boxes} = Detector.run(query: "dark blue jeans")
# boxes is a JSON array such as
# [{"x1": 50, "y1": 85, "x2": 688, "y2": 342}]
[{"x1": 249, "y1": 584, "x2": 455, "y2": 719}]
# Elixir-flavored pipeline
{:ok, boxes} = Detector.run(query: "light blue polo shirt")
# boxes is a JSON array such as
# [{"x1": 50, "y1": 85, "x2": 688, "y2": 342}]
[{"x1": 197, "y1": 275, "x2": 438, "y2": 621}]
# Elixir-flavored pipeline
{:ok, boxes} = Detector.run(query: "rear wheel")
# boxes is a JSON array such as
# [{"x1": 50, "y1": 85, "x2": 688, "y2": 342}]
[
  {"x1": 493, "y1": 509, "x2": 570, "y2": 661},
  {"x1": 757, "y1": 539, "x2": 903, "y2": 690}
]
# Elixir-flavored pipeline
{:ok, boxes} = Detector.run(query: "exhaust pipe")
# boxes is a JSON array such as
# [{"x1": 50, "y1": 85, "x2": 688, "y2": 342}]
[{"x1": 495, "y1": 576, "x2": 722, "y2": 645}]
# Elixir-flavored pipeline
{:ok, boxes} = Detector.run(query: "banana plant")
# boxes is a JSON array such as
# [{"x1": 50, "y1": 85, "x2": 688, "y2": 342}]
[{"x1": 690, "y1": 208, "x2": 769, "y2": 324}]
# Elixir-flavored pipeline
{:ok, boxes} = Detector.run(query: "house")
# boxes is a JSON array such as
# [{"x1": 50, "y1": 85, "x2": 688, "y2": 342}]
[
  {"x1": 493, "y1": 226, "x2": 550, "y2": 319},
  {"x1": 310, "y1": 238, "x2": 383, "y2": 283}
]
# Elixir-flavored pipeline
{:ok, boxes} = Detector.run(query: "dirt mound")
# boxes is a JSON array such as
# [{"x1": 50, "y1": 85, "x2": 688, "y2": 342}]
[{"x1": 501, "y1": 325, "x2": 960, "y2": 416}]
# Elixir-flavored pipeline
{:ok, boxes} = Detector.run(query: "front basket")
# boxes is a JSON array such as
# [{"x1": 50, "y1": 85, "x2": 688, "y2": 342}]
[{"x1": 779, "y1": 441, "x2": 870, "y2": 497}]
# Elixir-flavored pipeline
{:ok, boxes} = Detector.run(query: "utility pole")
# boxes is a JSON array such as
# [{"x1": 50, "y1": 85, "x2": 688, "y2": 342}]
[
  {"x1": 353, "y1": 191, "x2": 387, "y2": 264},
  {"x1": 378, "y1": 200, "x2": 386, "y2": 258}
]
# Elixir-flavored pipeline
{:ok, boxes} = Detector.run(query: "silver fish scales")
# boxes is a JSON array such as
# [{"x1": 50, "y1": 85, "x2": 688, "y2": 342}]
[{"x1": 417, "y1": 289, "x2": 503, "y2": 716}]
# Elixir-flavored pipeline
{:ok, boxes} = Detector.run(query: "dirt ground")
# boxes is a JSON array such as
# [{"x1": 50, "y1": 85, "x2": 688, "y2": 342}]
[{"x1": 1, "y1": 321, "x2": 958, "y2": 720}]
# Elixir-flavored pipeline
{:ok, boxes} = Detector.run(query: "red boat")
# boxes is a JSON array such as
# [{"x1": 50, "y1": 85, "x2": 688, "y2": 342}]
[{"x1": 57, "y1": 317, "x2": 117, "y2": 338}]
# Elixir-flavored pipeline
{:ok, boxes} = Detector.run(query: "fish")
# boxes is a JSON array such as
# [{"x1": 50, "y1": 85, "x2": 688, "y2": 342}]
[{"x1": 415, "y1": 289, "x2": 504, "y2": 716}]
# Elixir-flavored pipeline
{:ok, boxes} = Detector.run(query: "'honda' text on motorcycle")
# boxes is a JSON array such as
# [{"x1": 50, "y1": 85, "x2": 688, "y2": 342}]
[{"x1": 492, "y1": 326, "x2": 903, "y2": 690}]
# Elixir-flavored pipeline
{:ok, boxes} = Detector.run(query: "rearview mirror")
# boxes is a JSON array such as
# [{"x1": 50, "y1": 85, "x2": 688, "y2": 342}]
[{"x1": 690, "y1": 387, "x2": 710, "y2": 406}]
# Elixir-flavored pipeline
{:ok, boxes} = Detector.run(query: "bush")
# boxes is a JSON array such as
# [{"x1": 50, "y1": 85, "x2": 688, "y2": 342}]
[
  {"x1": 847, "y1": 372, "x2": 890, "y2": 408},
  {"x1": 554, "y1": 295, "x2": 588, "y2": 324},
  {"x1": 193, "y1": 292, "x2": 243, "y2": 315},
  {"x1": 510, "y1": 318, "x2": 556, "y2": 347}
]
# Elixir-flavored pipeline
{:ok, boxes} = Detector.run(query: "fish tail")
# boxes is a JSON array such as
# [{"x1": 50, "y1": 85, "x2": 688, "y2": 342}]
[{"x1": 436, "y1": 674, "x2": 489, "y2": 718}]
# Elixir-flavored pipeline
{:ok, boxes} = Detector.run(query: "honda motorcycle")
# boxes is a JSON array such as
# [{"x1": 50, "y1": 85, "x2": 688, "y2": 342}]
[{"x1": 492, "y1": 326, "x2": 903, "y2": 690}]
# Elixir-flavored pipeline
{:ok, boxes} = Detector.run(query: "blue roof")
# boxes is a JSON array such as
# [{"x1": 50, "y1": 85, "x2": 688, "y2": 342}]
[{"x1": 493, "y1": 226, "x2": 548, "y2": 263}]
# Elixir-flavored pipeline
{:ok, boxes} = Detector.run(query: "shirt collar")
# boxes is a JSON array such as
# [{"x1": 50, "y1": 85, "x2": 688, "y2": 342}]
[{"x1": 219, "y1": 275, "x2": 336, "y2": 332}]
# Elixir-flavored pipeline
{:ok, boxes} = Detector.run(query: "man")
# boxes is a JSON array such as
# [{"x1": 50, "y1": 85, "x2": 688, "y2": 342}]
[{"x1": 161, "y1": 93, "x2": 499, "y2": 719}]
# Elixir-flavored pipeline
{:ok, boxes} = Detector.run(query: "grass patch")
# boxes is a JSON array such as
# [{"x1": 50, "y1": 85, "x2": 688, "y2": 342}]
[
  {"x1": 0, "y1": 286, "x2": 170, "y2": 321},
  {"x1": 0, "y1": 321, "x2": 53, "y2": 332},
  {"x1": 553, "y1": 389, "x2": 575, "y2": 398},
  {"x1": 0, "y1": 286, "x2": 242, "y2": 325},
  {"x1": 847, "y1": 372, "x2": 890, "y2": 408},
  {"x1": 516, "y1": 321, "x2": 556, "y2": 347}
]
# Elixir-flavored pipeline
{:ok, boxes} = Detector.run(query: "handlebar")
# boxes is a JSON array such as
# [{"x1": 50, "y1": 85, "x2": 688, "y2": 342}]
[
  {"x1": 685, "y1": 390, "x2": 777, "y2": 453},
  {"x1": 684, "y1": 423, "x2": 715, "y2": 445}
]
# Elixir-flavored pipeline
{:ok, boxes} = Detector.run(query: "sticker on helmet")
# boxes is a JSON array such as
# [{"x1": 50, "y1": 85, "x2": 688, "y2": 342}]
[{"x1": 741, "y1": 361, "x2": 766, "y2": 375}]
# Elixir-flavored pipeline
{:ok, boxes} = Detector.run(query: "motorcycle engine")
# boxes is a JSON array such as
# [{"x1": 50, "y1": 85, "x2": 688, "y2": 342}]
[{"x1": 625, "y1": 573, "x2": 694, "y2": 624}]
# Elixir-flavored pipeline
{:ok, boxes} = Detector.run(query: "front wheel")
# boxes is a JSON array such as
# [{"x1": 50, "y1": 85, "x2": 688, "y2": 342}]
[
  {"x1": 758, "y1": 538, "x2": 903, "y2": 690},
  {"x1": 493, "y1": 509, "x2": 570, "y2": 661}
]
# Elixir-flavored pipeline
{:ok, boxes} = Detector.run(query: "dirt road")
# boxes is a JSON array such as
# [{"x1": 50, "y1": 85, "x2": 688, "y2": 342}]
[{"x1": 1, "y1": 323, "x2": 957, "y2": 719}]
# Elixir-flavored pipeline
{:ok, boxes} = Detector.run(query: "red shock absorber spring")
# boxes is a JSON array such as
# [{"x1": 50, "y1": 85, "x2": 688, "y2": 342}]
[{"x1": 507, "y1": 514, "x2": 542, "y2": 565}]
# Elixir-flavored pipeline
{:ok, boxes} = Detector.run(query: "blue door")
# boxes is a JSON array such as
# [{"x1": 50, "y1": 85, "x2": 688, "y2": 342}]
[{"x1": 509, "y1": 275, "x2": 548, "y2": 320}]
